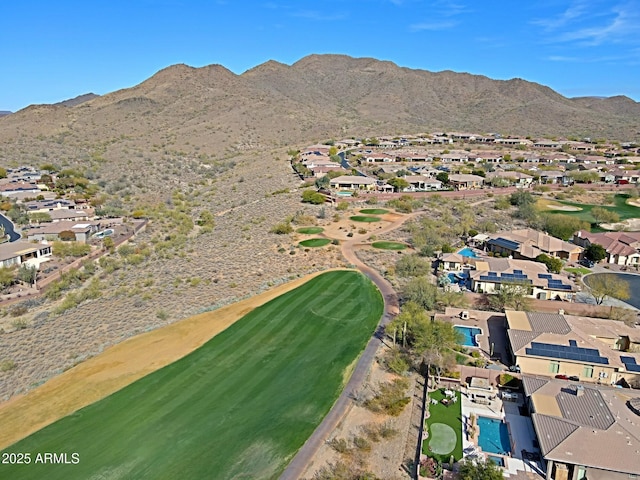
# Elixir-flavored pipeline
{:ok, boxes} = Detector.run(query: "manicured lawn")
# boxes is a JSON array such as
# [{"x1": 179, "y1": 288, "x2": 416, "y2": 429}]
[
  {"x1": 350, "y1": 216, "x2": 381, "y2": 222},
  {"x1": 423, "y1": 389, "x2": 463, "y2": 462},
  {"x1": 359, "y1": 208, "x2": 389, "y2": 215},
  {"x1": 299, "y1": 238, "x2": 331, "y2": 247},
  {"x1": 565, "y1": 266, "x2": 591, "y2": 275},
  {"x1": 371, "y1": 241, "x2": 407, "y2": 250},
  {"x1": 1, "y1": 271, "x2": 383, "y2": 480},
  {"x1": 296, "y1": 226, "x2": 324, "y2": 234},
  {"x1": 545, "y1": 194, "x2": 640, "y2": 224}
]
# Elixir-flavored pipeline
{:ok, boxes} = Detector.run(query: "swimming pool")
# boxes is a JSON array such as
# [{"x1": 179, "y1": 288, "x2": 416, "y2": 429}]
[
  {"x1": 458, "y1": 247, "x2": 478, "y2": 258},
  {"x1": 454, "y1": 325, "x2": 482, "y2": 347},
  {"x1": 487, "y1": 455, "x2": 505, "y2": 467},
  {"x1": 477, "y1": 417, "x2": 511, "y2": 455}
]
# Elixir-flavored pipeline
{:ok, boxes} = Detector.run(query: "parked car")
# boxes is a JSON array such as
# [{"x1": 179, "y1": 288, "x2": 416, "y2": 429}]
[
  {"x1": 580, "y1": 258, "x2": 595, "y2": 268},
  {"x1": 555, "y1": 374, "x2": 580, "y2": 381}
]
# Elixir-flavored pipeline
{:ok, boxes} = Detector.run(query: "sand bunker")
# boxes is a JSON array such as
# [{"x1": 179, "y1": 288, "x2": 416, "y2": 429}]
[
  {"x1": 601, "y1": 218, "x2": 640, "y2": 231},
  {"x1": 0, "y1": 269, "x2": 342, "y2": 450},
  {"x1": 545, "y1": 203, "x2": 583, "y2": 212},
  {"x1": 627, "y1": 199, "x2": 640, "y2": 208}
]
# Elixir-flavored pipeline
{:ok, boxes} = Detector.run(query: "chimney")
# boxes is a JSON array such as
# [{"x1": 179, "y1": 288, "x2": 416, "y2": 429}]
[
  {"x1": 576, "y1": 385, "x2": 585, "y2": 397},
  {"x1": 577, "y1": 230, "x2": 582, "y2": 238}
]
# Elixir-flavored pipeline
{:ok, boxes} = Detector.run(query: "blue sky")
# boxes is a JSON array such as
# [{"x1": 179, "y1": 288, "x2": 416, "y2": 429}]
[{"x1": 1, "y1": 0, "x2": 640, "y2": 111}]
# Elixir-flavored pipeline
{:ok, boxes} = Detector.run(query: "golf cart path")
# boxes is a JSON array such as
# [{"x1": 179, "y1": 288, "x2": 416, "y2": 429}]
[{"x1": 280, "y1": 211, "x2": 418, "y2": 479}]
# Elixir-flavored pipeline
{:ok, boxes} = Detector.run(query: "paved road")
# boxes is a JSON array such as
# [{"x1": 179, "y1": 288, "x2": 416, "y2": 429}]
[
  {"x1": 280, "y1": 214, "x2": 415, "y2": 480},
  {"x1": 0, "y1": 212, "x2": 20, "y2": 242}
]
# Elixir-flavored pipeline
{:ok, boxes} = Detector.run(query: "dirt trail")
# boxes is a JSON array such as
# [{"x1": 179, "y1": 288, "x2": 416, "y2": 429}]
[{"x1": 0, "y1": 269, "x2": 339, "y2": 450}]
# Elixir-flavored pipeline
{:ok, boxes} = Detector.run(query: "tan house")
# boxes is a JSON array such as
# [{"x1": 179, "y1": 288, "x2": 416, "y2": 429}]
[
  {"x1": 469, "y1": 258, "x2": 577, "y2": 301},
  {"x1": 523, "y1": 375, "x2": 640, "y2": 480},
  {"x1": 486, "y1": 229, "x2": 582, "y2": 261},
  {"x1": 329, "y1": 175, "x2": 377, "y2": 191},
  {"x1": 26, "y1": 221, "x2": 97, "y2": 243},
  {"x1": 573, "y1": 230, "x2": 640, "y2": 266},
  {"x1": 507, "y1": 311, "x2": 640, "y2": 387},
  {"x1": 448, "y1": 173, "x2": 484, "y2": 190},
  {"x1": 0, "y1": 240, "x2": 53, "y2": 269}
]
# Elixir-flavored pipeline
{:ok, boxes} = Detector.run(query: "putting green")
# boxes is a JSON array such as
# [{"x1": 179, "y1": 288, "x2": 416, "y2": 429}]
[
  {"x1": 350, "y1": 216, "x2": 381, "y2": 223},
  {"x1": 296, "y1": 227, "x2": 324, "y2": 234},
  {"x1": 299, "y1": 238, "x2": 331, "y2": 247},
  {"x1": 371, "y1": 241, "x2": 406, "y2": 250},
  {"x1": 429, "y1": 423, "x2": 456, "y2": 455},
  {"x1": 359, "y1": 208, "x2": 389, "y2": 215}
]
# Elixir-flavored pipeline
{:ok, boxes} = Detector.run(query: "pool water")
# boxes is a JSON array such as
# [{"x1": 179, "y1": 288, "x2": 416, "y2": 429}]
[
  {"x1": 458, "y1": 247, "x2": 478, "y2": 258},
  {"x1": 487, "y1": 455, "x2": 505, "y2": 466},
  {"x1": 477, "y1": 417, "x2": 511, "y2": 455},
  {"x1": 454, "y1": 325, "x2": 482, "y2": 347}
]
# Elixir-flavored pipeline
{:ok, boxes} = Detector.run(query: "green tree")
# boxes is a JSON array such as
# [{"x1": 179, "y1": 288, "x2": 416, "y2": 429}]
[
  {"x1": 436, "y1": 172, "x2": 449, "y2": 184},
  {"x1": 17, "y1": 264, "x2": 37, "y2": 286},
  {"x1": 591, "y1": 207, "x2": 620, "y2": 226},
  {"x1": 540, "y1": 214, "x2": 589, "y2": 241},
  {"x1": 535, "y1": 254, "x2": 563, "y2": 274},
  {"x1": 585, "y1": 243, "x2": 606, "y2": 262},
  {"x1": 509, "y1": 190, "x2": 534, "y2": 207},
  {"x1": 0, "y1": 267, "x2": 15, "y2": 290},
  {"x1": 458, "y1": 458, "x2": 504, "y2": 480},
  {"x1": 301, "y1": 189, "x2": 326, "y2": 204},
  {"x1": 413, "y1": 318, "x2": 461, "y2": 382},
  {"x1": 586, "y1": 274, "x2": 630, "y2": 305},
  {"x1": 403, "y1": 277, "x2": 438, "y2": 310},
  {"x1": 387, "y1": 177, "x2": 409, "y2": 192},
  {"x1": 0, "y1": 167, "x2": 7, "y2": 179},
  {"x1": 488, "y1": 282, "x2": 532, "y2": 311},
  {"x1": 395, "y1": 254, "x2": 430, "y2": 277}
]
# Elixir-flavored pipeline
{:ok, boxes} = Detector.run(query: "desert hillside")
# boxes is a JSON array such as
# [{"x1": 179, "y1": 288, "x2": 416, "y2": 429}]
[{"x1": 0, "y1": 54, "x2": 638, "y2": 401}]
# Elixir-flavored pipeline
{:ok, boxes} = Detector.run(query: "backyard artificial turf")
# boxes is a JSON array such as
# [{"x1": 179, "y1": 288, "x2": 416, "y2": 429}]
[
  {"x1": 423, "y1": 389, "x2": 463, "y2": 462},
  {"x1": 1, "y1": 270, "x2": 383, "y2": 480}
]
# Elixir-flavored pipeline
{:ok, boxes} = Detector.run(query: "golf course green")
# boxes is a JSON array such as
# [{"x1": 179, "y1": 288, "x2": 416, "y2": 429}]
[
  {"x1": 1, "y1": 271, "x2": 383, "y2": 480},
  {"x1": 299, "y1": 238, "x2": 331, "y2": 247}
]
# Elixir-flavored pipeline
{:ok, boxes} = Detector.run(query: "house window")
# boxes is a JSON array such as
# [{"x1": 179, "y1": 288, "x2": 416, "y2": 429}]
[
  {"x1": 549, "y1": 362, "x2": 560, "y2": 374},
  {"x1": 576, "y1": 467, "x2": 586, "y2": 480},
  {"x1": 583, "y1": 366, "x2": 594, "y2": 378}
]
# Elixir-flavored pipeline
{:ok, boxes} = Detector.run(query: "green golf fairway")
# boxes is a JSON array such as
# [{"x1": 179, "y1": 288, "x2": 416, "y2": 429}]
[{"x1": 1, "y1": 271, "x2": 383, "y2": 480}]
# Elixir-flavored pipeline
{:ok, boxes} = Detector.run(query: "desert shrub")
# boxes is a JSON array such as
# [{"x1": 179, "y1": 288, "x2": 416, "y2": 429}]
[
  {"x1": 364, "y1": 378, "x2": 411, "y2": 416},
  {"x1": 352, "y1": 436, "x2": 372, "y2": 452},
  {"x1": 270, "y1": 221, "x2": 293, "y2": 235},
  {"x1": 10, "y1": 306, "x2": 28, "y2": 317},
  {"x1": 11, "y1": 318, "x2": 28, "y2": 330},
  {"x1": 336, "y1": 201, "x2": 349, "y2": 211},
  {"x1": 328, "y1": 437, "x2": 349, "y2": 454},
  {"x1": 384, "y1": 346, "x2": 411, "y2": 375},
  {"x1": 0, "y1": 359, "x2": 16, "y2": 372}
]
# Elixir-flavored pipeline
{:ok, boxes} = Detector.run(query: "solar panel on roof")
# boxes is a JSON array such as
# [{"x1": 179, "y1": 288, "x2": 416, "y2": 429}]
[
  {"x1": 621, "y1": 356, "x2": 640, "y2": 372},
  {"x1": 538, "y1": 273, "x2": 552, "y2": 279},
  {"x1": 526, "y1": 341, "x2": 609, "y2": 364},
  {"x1": 569, "y1": 340, "x2": 577, "y2": 347},
  {"x1": 514, "y1": 270, "x2": 523, "y2": 274}
]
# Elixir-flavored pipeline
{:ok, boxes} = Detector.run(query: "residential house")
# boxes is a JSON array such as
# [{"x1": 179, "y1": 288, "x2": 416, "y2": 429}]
[
  {"x1": 532, "y1": 140, "x2": 560, "y2": 149},
  {"x1": 25, "y1": 221, "x2": 96, "y2": 243},
  {"x1": 363, "y1": 152, "x2": 396, "y2": 163},
  {"x1": 22, "y1": 199, "x2": 77, "y2": 213},
  {"x1": 447, "y1": 174, "x2": 484, "y2": 190},
  {"x1": 329, "y1": 175, "x2": 377, "y2": 191},
  {"x1": 508, "y1": 310, "x2": 640, "y2": 385},
  {"x1": 522, "y1": 375, "x2": 640, "y2": 480},
  {"x1": 0, "y1": 182, "x2": 41, "y2": 197},
  {"x1": 486, "y1": 229, "x2": 583, "y2": 261},
  {"x1": 537, "y1": 170, "x2": 569, "y2": 185},
  {"x1": 486, "y1": 171, "x2": 534, "y2": 187},
  {"x1": 468, "y1": 258, "x2": 577, "y2": 301},
  {"x1": 573, "y1": 230, "x2": 640, "y2": 266},
  {"x1": 0, "y1": 240, "x2": 52, "y2": 269},
  {"x1": 495, "y1": 138, "x2": 533, "y2": 147},
  {"x1": 402, "y1": 176, "x2": 442, "y2": 192}
]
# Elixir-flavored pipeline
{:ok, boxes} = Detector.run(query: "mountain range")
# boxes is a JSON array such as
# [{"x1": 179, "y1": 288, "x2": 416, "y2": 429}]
[{"x1": 1, "y1": 54, "x2": 639, "y2": 152}]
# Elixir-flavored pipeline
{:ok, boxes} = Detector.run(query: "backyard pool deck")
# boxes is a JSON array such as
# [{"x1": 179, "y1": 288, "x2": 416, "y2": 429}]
[{"x1": 460, "y1": 387, "x2": 545, "y2": 478}]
